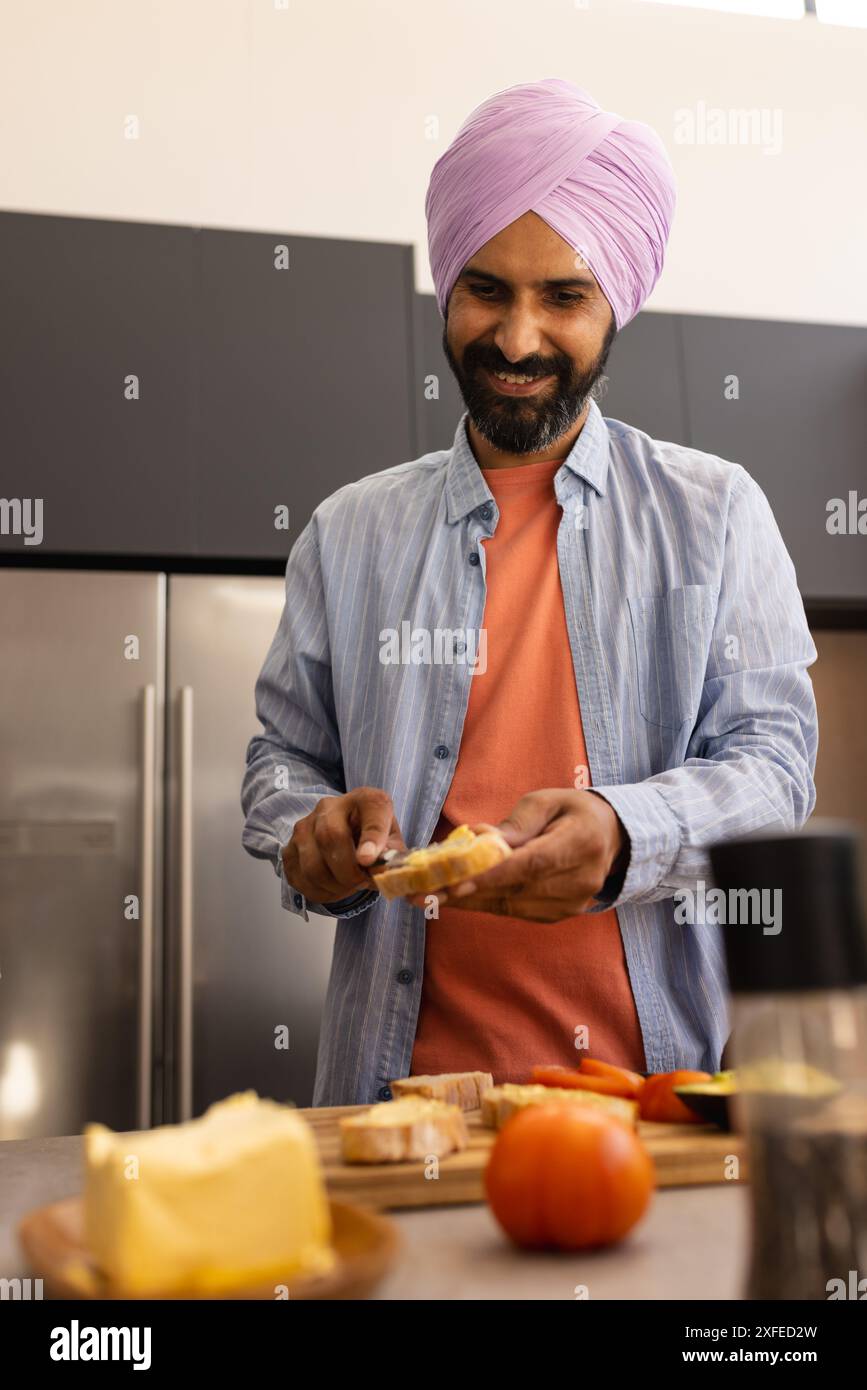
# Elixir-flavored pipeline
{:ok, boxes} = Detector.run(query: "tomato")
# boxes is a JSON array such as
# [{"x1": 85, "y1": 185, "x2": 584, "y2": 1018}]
[
  {"x1": 639, "y1": 1070, "x2": 713, "y2": 1124},
  {"x1": 579, "y1": 1058, "x2": 646, "y2": 1096},
  {"x1": 485, "y1": 1103, "x2": 655, "y2": 1250},
  {"x1": 530, "y1": 1063, "x2": 639, "y2": 1099}
]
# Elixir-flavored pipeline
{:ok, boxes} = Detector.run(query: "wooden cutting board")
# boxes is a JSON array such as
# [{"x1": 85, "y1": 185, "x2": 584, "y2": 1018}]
[{"x1": 302, "y1": 1104, "x2": 747, "y2": 1210}]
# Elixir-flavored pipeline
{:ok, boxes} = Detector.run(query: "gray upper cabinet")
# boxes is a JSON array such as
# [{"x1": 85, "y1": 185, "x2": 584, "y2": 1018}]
[
  {"x1": 3, "y1": 210, "x2": 864, "y2": 599},
  {"x1": 193, "y1": 231, "x2": 416, "y2": 558},
  {"x1": 679, "y1": 314, "x2": 867, "y2": 602},
  {"x1": 0, "y1": 213, "x2": 416, "y2": 560},
  {"x1": 0, "y1": 212, "x2": 197, "y2": 556},
  {"x1": 599, "y1": 311, "x2": 689, "y2": 447}
]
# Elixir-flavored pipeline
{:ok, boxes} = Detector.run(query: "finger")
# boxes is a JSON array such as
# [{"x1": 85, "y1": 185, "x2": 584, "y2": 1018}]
[
  {"x1": 455, "y1": 826, "x2": 574, "y2": 894},
  {"x1": 404, "y1": 831, "x2": 570, "y2": 906},
  {"x1": 451, "y1": 880, "x2": 476, "y2": 898},
  {"x1": 494, "y1": 789, "x2": 568, "y2": 847},
  {"x1": 294, "y1": 825, "x2": 353, "y2": 901},
  {"x1": 384, "y1": 821, "x2": 409, "y2": 855},
  {"x1": 351, "y1": 787, "x2": 399, "y2": 863},
  {"x1": 477, "y1": 805, "x2": 613, "y2": 893},
  {"x1": 313, "y1": 803, "x2": 377, "y2": 891},
  {"x1": 287, "y1": 807, "x2": 341, "y2": 891},
  {"x1": 456, "y1": 863, "x2": 604, "y2": 911}
]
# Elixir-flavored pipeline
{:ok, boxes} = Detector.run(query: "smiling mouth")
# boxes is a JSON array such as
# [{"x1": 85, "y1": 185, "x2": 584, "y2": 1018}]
[{"x1": 484, "y1": 367, "x2": 555, "y2": 397}]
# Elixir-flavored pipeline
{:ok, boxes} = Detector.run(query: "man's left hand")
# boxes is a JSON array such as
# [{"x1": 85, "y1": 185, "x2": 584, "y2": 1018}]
[{"x1": 408, "y1": 788, "x2": 629, "y2": 922}]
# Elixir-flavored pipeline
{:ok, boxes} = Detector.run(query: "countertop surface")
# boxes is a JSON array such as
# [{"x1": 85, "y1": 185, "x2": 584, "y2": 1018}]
[{"x1": 0, "y1": 1133, "x2": 749, "y2": 1300}]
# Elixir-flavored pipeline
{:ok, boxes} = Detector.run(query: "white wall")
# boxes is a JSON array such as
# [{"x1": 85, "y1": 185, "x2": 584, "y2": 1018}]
[{"x1": 1, "y1": 0, "x2": 865, "y2": 326}]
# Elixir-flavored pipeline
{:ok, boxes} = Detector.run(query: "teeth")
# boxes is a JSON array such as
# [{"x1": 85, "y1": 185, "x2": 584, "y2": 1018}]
[{"x1": 493, "y1": 371, "x2": 540, "y2": 384}]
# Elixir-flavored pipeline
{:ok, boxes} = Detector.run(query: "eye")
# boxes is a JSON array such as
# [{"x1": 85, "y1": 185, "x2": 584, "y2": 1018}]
[{"x1": 468, "y1": 284, "x2": 583, "y2": 308}]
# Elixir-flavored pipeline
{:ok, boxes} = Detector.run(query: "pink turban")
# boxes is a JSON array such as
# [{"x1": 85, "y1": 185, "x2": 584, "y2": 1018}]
[{"x1": 425, "y1": 78, "x2": 676, "y2": 331}]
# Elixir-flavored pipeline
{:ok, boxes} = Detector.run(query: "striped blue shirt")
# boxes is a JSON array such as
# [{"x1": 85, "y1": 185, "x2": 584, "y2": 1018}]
[{"x1": 241, "y1": 399, "x2": 818, "y2": 1106}]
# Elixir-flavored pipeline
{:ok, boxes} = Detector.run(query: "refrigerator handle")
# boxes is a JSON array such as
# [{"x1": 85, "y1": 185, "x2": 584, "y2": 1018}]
[
  {"x1": 138, "y1": 683, "x2": 156, "y2": 1130},
  {"x1": 178, "y1": 685, "x2": 195, "y2": 1121}
]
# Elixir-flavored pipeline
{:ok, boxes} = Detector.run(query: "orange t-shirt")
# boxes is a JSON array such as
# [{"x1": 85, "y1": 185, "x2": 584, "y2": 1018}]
[{"x1": 410, "y1": 455, "x2": 646, "y2": 1083}]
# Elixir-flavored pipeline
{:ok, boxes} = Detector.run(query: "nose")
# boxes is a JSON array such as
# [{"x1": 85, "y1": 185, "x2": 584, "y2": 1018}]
[{"x1": 493, "y1": 308, "x2": 549, "y2": 370}]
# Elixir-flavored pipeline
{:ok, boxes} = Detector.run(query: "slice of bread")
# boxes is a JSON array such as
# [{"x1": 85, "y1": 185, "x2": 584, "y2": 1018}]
[
  {"x1": 339, "y1": 1096, "x2": 470, "y2": 1163},
  {"x1": 371, "y1": 822, "x2": 511, "y2": 900},
  {"x1": 481, "y1": 1083, "x2": 638, "y2": 1130},
  {"x1": 389, "y1": 1071, "x2": 494, "y2": 1111}
]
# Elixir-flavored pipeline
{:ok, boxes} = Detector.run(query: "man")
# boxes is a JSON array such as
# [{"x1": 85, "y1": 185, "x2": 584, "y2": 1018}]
[{"x1": 241, "y1": 78, "x2": 818, "y2": 1106}]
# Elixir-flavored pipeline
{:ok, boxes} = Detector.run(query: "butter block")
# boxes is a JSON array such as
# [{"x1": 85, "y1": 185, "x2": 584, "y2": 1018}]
[{"x1": 84, "y1": 1091, "x2": 334, "y2": 1294}]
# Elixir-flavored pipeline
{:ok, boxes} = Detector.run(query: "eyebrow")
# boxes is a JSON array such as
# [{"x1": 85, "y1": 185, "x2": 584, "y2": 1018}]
[{"x1": 458, "y1": 266, "x2": 598, "y2": 292}]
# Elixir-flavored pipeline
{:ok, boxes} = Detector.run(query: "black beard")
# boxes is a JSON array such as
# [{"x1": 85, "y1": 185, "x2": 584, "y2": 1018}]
[{"x1": 441, "y1": 317, "x2": 616, "y2": 456}]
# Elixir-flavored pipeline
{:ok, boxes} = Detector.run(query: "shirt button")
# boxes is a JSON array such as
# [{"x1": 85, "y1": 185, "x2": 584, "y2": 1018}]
[
  {"x1": 478, "y1": 503, "x2": 493, "y2": 521},
  {"x1": 434, "y1": 744, "x2": 450, "y2": 759},
  {"x1": 378, "y1": 1085, "x2": 392, "y2": 1101},
  {"x1": 397, "y1": 968, "x2": 414, "y2": 984},
  {"x1": 293, "y1": 892, "x2": 304, "y2": 909},
  {"x1": 468, "y1": 552, "x2": 480, "y2": 566},
  {"x1": 453, "y1": 639, "x2": 466, "y2": 655}
]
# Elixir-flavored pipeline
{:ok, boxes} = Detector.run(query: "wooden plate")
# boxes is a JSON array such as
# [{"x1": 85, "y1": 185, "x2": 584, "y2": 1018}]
[{"x1": 18, "y1": 1197, "x2": 399, "y2": 1300}]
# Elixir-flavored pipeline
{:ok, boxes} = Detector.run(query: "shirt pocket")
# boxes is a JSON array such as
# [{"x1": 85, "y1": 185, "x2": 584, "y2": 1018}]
[{"x1": 627, "y1": 585, "x2": 716, "y2": 730}]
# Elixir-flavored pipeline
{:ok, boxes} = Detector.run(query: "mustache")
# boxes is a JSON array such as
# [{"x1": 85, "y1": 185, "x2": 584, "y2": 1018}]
[{"x1": 472, "y1": 356, "x2": 563, "y2": 377}]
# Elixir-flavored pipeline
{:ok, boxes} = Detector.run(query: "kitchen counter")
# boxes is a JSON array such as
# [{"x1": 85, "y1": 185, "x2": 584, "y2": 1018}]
[{"x1": 0, "y1": 1133, "x2": 749, "y2": 1300}]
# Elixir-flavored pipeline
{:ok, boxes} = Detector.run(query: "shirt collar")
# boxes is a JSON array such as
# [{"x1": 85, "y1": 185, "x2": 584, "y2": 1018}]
[{"x1": 444, "y1": 397, "x2": 610, "y2": 525}]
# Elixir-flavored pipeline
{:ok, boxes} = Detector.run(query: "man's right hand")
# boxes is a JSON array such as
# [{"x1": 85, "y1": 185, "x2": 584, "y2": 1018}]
[{"x1": 281, "y1": 787, "x2": 407, "y2": 905}]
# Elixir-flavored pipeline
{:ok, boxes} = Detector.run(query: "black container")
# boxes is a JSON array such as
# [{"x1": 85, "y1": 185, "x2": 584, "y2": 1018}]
[{"x1": 709, "y1": 821, "x2": 867, "y2": 1300}]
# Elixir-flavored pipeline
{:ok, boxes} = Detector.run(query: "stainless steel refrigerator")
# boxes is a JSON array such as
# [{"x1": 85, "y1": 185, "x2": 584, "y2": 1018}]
[{"x1": 0, "y1": 569, "x2": 335, "y2": 1141}]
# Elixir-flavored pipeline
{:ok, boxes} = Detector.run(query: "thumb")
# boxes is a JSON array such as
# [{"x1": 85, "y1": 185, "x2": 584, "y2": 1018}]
[
  {"x1": 493, "y1": 791, "x2": 563, "y2": 847},
  {"x1": 352, "y1": 789, "x2": 397, "y2": 863}
]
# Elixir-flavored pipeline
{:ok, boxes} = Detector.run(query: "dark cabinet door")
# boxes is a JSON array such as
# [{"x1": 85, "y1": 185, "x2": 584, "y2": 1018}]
[
  {"x1": 600, "y1": 311, "x2": 690, "y2": 447},
  {"x1": 193, "y1": 231, "x2": 416, "y2": 558},
  {"x1": 680, "y1": 315, "x2": 867, "y2": 602},
  {"x1": 0, "y1": 212, "x2": 197, "y2": 556}
]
